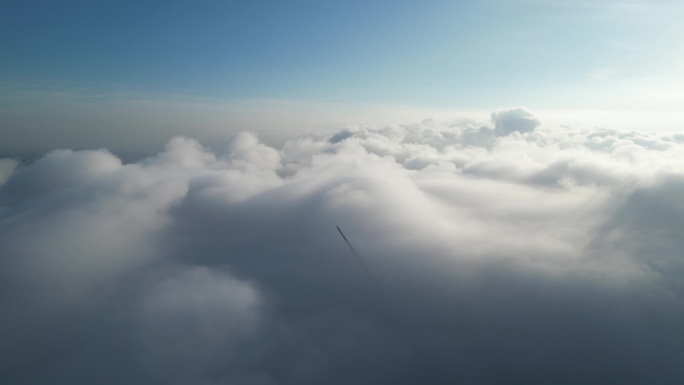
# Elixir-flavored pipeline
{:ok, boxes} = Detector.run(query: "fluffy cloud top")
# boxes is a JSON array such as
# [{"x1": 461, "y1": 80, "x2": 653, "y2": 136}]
[
  {"x1": 1, "y1": 109, "x2": 684, "y2": 384},
  {"x1": 492, "y1": 107, "x2": 541, "y2": 137}
]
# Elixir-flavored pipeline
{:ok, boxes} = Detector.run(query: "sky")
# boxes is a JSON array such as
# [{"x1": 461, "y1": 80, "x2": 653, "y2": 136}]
[
  {"x1": 2, "y1": 0, "x2": 684, "y2": 152},
  {"x1": 3, "y1": 1, "x2": 684, "y2": 384}
]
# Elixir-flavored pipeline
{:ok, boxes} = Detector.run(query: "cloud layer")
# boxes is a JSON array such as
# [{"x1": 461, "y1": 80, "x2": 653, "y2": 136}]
[{"x1": 2, "y1": 109, "x2": 684, "y2": 384}]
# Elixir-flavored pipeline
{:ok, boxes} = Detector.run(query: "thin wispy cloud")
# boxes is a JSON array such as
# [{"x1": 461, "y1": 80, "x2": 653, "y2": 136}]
[{"x1": 520, "y1": 0, "x2": 677, "y2": 18}]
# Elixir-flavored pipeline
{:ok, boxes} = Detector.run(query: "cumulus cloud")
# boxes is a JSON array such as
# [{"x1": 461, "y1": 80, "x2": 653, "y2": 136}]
[
  {"x1": 491, "y1": 107, "x2": 541, "y2": 137},
  {"x1": 2, "y1": 108, "x2": 684, "y2": 384}
]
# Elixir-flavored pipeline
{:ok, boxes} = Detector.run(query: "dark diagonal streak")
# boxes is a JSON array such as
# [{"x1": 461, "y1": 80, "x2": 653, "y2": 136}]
[{"x1": 337, "y1": 226, "x2": 374, "y2": 279}]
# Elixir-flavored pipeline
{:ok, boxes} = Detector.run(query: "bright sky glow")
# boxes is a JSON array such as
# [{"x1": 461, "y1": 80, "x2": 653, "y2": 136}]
[{"x1": 1, "y1": 0, "x2": 683, "y2": 151}]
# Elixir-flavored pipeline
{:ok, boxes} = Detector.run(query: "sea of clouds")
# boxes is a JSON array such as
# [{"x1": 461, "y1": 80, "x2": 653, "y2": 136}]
[{"x1": 1, "y1": 108, "x2": 684, "y2": 384}]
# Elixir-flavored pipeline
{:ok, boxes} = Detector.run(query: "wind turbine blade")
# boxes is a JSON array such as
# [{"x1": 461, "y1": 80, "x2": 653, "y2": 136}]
[{"x1": 337, "y1": 226, "x2": 373, "y2": 279}]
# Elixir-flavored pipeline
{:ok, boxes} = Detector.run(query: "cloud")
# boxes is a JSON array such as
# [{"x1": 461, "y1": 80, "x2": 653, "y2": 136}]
[
  {"x1": 0, "y1": 159, "x2": 17, "y2": 186},
  {"x1": 2, "y1": 109, "x2": 684, "y2": 384},
  {"x1": 137, "y1": 266, "x2": 260, "y2": 383},
  {"x1": 491, "y1": 107, "x2": 541, "y2": 137}
]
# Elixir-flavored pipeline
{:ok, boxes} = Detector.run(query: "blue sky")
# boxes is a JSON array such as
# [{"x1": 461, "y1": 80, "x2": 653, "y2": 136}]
[{"x1": 1, "y1": 0, "x2": 683, "y2": 151}]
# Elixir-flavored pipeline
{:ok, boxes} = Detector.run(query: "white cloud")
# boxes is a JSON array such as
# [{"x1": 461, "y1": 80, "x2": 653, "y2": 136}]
[
  {"x1": 138, "y1": 267, "x2": 260, "y2": 382},
  {"x1": 491, "y1": 107, "x2": 541, "y2": 136},
  {"x1": 2, "y1": 108, "x2": 684, "y2": 384}
]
